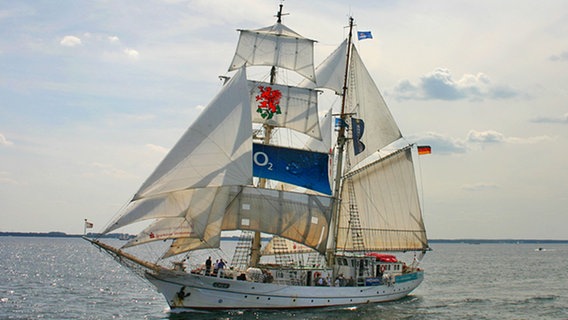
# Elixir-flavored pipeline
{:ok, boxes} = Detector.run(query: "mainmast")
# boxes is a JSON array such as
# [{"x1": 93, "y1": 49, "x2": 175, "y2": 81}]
[
  {"x1": 327, "y1": 17, "x2": 355, "y2": 262},
  {"x1": 249, "y1": 4, "x2": 287, "y2": 268}
]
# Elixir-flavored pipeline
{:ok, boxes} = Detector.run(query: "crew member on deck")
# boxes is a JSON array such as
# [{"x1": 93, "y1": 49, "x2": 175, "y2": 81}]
[{"x1": 205, "y1": 256, "x2": 212, "y2": 275}]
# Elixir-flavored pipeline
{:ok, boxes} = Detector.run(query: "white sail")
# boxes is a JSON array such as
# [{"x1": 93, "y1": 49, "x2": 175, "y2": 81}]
[
  {"x1": 336, "y1": 147, "x2": 428, "y2": 251},
  {"x1": 229, "y1": 23, "x2": 316, "y2": 82},
  {"x1": 306, "y1": 108, "x2": 333, "y2": 153},
  {"x1": 106, "y1": 184, "x2": 333, "y2": 256},
  {"x1": 121, "y1": 187, "x2": 229, "y2": 249},
  {"x1": 161, "y1": 187, "x2": 231, "y2": 257},
  {"x1": 262, "y1": 237, "x2": 314, "y2": 255},
  {"x1": 124, "y1": 218, "x2": 196, "y2": 248},
  {"x1": 133, "y1": 68, "x2": 252, "y2": 200},
  {"x1": 248, "y1": 80, "x2": 321, "y2": 139},
  {"x1": 103, "y1": 190, "x2": 195, "y2": 234},
  {"x1": 346, "y1": 46, "x2": 402, "y2": 165},
  {"x1": 163, "y1": 235, "x2": 220, "y2": 258},
  {"x1": 305, "y1": 40, "x2": 401, "y2": 164},
  {"x1": 221, "y1": 186, "x2": 333, "y2": 253},
  {"x1": 301, "y1": 39, "x2": 348, "y2": 94}
]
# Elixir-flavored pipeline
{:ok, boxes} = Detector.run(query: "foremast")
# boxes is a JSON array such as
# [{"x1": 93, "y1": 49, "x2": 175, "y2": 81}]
[{"x1": 249, "y1": 4, "x2": 285, "y2": 268}]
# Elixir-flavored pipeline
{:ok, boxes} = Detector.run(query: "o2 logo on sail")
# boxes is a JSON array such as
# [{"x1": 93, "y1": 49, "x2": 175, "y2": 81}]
[{"x1": 253, "y1": 151, "x2": 273, "y2": 171}]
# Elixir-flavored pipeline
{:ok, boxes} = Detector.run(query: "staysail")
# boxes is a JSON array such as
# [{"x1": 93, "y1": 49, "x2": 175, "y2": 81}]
[
  {"x1": 306, "y1": 41, "x2": 401, "y2": 166},
  {"x1": 122, "y1": 187, "x2": 229, "y2": 249},
  {"x1": 301, "y1": 39, "x2": 348, "y2": 94},
  {"x1": 345, "y1": 46, "x2": 402, "y2": 164},
  {"x1": 132, "y1": 68, "x2": 252, "y2": 200}
]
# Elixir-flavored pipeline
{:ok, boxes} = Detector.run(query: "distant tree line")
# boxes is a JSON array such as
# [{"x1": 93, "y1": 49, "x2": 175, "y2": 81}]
[{"x1": 1, "y1": 232, "x2": 566, "y2": 243}]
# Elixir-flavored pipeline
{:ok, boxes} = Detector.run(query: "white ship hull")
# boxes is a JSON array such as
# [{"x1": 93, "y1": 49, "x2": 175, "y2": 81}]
[{"x1": 147, "y1": 270, "x2": 424, "y2": 310}]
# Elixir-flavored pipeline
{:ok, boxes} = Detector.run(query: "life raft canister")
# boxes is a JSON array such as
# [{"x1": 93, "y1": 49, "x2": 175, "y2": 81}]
[{"x1": 365, "y1": 252, "x2": 398, "y2": 263}]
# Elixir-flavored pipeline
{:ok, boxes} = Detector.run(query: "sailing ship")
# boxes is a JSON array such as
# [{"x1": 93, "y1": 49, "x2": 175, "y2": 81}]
[{"x1": 86, "y1": 5, "x2": 430, "y2": 311}]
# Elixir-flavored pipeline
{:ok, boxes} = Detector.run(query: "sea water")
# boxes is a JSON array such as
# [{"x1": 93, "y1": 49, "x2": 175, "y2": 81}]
[{"x1": 1, "y1": 237, "x2": 566, "y2": 319}]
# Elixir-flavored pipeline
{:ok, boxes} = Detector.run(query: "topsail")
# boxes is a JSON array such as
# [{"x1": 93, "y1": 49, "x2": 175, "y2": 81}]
[{"x1": 229, "y1": 23, "x2": 316, "y2": 82}]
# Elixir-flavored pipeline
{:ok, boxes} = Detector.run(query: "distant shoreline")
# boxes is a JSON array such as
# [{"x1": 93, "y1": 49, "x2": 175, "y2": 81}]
[{"x1": 1, "y1": 232, "x2": 567, "y2": 244}]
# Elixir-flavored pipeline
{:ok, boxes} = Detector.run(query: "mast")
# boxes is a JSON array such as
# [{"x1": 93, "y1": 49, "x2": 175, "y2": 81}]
[
  {"x1": 249, "y1": 4, "x2": 286, "y2": 267},
  {"x1": 327, "y1": 17, "x2": 354, "y2": 262}
]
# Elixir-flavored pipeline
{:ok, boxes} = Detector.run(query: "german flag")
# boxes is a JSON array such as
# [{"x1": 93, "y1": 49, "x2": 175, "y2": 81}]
[{"x1": 417, "y1": 145, "x2": 431, "y2": 155}]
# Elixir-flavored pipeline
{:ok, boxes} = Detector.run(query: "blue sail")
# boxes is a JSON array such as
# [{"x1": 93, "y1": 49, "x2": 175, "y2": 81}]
[{"x1": 253, "y1": 143, "x2": 332, "y2": 195}]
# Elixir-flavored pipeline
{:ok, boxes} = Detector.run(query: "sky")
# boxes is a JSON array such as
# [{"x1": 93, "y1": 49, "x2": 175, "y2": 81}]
[{"x1": 1, "y1": 0, "x2": 567, "y2": 240}]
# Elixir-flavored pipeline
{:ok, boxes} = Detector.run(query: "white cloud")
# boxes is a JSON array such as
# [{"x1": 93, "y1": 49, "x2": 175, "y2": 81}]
[
  {"x1": 467, "y1": 130, "x2": 553, "y2": 145},
  {"x1": 466, "y1": 130, "x2": 505, "y2": 143},
  {"x1": 125, "y1": 114, "x2": 155, "y2": 122},
  {"x1": 60, "y1": 35, "x2": 82, "y2": 47},
  {"x1": 410, "y1": 130, "x2": 552, "y2": 155},
  {"x1": 531, "y1": 112, "x2": 568, "y2": 124},
  {"x1": 108, "y1": 35, "x2": 120, "y2": 43},
  {"x1": 123, "y1": 48, "x2": 139, "y2": 59},
  {"x1": 89, "y1": 162, "x2": 136, "y2": 179},
  {"x1": 393, "y1": 68, "x2": 519, "y2": 101},
  {"x1": 0, "y1": 171, "x2": 20, "y2": 185},
  {"x1": 549, "y1": 51, "x2": 568, "y2": 62},
  {"x1": 146, "y1": 143, "x2": 168, "y2": 155},
  {"x1": 411, "y1": 132, "x2": 467, "y2": 154},
  {"x1": 0, "y1": 133, "x2": 14, "y2": 146},
  {"x1": 461, "y1": 182, "x2": 500, "y2": 192},
  {"x1": 505, "y1": 135, "x2": 554, "y2": 144}
]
